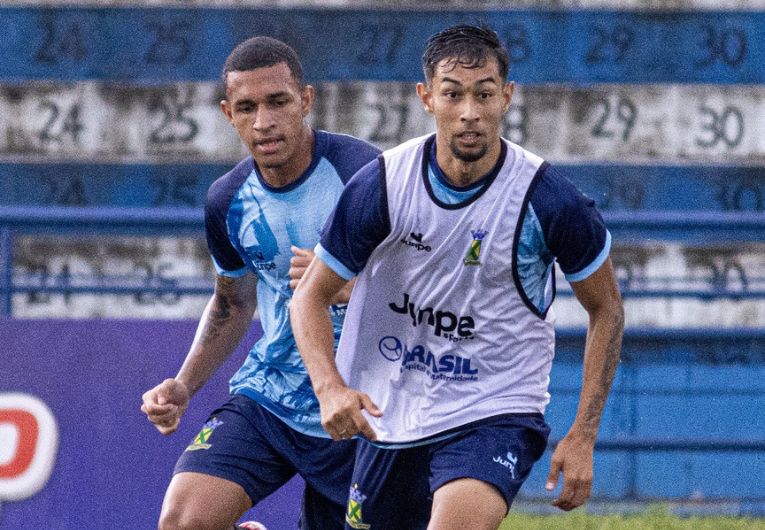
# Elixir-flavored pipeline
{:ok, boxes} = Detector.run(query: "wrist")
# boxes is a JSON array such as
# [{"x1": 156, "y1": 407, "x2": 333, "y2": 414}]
[
  {"x1": 173, "y1": 377, "x2": 194, "y2": 398},
  {"x1": 566, "y1": 423, "x2": 599, "y2": 445},
  {"x1": 314, "y1": 378, "x2": 347, "y2": 398}
]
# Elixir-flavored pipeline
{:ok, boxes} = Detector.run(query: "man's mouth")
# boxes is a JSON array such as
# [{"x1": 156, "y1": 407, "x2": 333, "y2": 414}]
[
  {"x1": 255, "y1": 137, "x2": 284, "y2": 153},
  {"x1": 457, "y1": 132, "x2": 481, "y2": 144}
]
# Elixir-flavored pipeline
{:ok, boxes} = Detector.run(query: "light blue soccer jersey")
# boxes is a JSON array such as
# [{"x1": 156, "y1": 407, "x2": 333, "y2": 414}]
[{"x1": 204, "y1": 130, "x2": 379, "y2": 437}]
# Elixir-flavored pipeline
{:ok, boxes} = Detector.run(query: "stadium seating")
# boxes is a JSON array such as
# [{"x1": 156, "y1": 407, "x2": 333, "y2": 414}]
[{"x1": 1, "y1": 2, "x2": 763, "y2": 523}]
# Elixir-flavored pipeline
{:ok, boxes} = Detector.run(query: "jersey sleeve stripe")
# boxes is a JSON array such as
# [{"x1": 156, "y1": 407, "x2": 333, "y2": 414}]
[
  {"x1": 211, "y1": 257, "x2": 249, "y2": 278},
  {"x1": 315, "y1": 243, "x2": 356, "y2": 281},
  {"x1": 564, "y1": 230, "x2": 612, "y2": 283}
]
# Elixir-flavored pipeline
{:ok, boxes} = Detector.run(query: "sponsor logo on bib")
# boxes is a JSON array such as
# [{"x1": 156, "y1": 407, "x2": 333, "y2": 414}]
[
  {"x1": 388, "y1": 292, "x2": 475, "y2": 341},
  {"x1": 378, "y1": 336, "x2": 479, "y2": 381}
]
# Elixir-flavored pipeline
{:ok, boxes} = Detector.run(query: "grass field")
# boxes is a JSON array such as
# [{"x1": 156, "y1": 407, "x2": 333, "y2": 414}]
[{"x1": 500, "y1": 507, "x2": 765, "y2": 529}]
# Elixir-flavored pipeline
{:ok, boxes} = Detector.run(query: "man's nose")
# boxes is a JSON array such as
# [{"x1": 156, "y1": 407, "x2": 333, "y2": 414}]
[
  {"x1": 252, "y1": 108, "x2": 275, "y2": 130},
  {"x1": 460, "y1": 98, "x2": 480, "y2": 122}
]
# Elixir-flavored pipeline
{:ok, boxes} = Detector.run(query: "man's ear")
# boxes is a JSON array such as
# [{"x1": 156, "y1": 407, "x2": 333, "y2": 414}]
[
  {"x1": 502, "y1": 81, "x2": 515, "y2": 114},
  {"x1": 220, "y1": 99, "x2": 234, "y2": 124},
  {"x1": 301, "y1": 84, "x2": 315, "y2": 117},
  {"x1": 416, "y1": 82, "x2": 434, "y2": 115}
]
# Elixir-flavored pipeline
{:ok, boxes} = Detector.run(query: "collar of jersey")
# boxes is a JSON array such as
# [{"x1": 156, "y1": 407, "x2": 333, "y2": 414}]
[
  {"x1": 252, "y1": 129, "x2": 328, "y2": 194},
  {"x1": 421, "y1": 134, "x2": 507, "y2": 210}
]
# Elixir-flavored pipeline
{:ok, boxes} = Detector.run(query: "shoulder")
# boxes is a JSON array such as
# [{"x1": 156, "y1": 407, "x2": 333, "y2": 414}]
[
  {"x1": 318, "y1": 131, "x2": 381, "y2": 183},
  {"x1": 529, "y1": 163, "x2": 595, "y2": 217},
  {"x1": 381, "y1": 133, "x2": 433, "y2": 161},
  {"x1": 524, "y1": 163, "x2": 609, "y2": 276},
  {"x1": 206, "y1": 156, "x2": 253, "y2": 211},
  {"x1": 335, "y1": 156, "x2": 386, "y2": 210}
]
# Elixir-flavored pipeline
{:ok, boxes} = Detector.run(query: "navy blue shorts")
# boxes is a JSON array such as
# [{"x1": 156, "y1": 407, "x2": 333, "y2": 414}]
[
  {"x1": 174, "y1": 394, "x2": 355, "y2": 530},
  {"x1": 345, "y1": 414, "x2": 549, "y2": 530}
]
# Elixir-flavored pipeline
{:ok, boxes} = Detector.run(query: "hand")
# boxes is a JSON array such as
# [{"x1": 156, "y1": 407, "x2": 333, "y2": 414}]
[
  {"x1": 289, "y1": 246, "x2": 314, "y2": 291},
  {"x1": 141, "y1": 378, "x2": 190, "y2": 435},
  {"x1": 317, "y1": 383, "x2": 383, "y2": 441},
  {"x1": 290, "y1": 246, "x2": 354, "y2": 304},
  {"x1": 545, "y1": 434, "x2": 595, "y2": 511}
]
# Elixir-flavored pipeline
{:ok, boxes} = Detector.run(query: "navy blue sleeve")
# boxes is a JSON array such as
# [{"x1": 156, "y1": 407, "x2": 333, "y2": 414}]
[
  {"x1": 322, "y1": 132, "x2": 382, "y2": 184},
  {"x1": 317, "y1": 156, "x2": 391, "y2": 278},
  {"x1": 530, "y1": 165, "x2": 610, "y2": 280},
  {"x1": 204, "y1": 164, "x2": 248, "y2": 275}
]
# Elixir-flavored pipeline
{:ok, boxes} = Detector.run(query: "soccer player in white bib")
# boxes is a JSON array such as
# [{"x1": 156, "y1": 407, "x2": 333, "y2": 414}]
[
  {"x1": 291, "y1": 23, "x2": 624, "y2": 530},
  {"x1": 140, "y1": 37, "x2": 379, "y2": 529}
]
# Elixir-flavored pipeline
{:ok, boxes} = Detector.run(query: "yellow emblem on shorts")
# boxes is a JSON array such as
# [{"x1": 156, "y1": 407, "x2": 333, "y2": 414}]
[
  {"x1": 346, "y1": 484, "x2": 371, "y2": 529},
  {"x1": 185, "y1": 417, "x2": 223, "y2": 451}
]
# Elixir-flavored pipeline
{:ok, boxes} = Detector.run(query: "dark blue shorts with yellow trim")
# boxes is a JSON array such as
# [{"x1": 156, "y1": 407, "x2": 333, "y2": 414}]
[
  {"x1": 344, "y1": 414, "x2": 549, "y2": 530},
  {"x1": 174, "y1": 394, "x2": 355, "y2": 530}
]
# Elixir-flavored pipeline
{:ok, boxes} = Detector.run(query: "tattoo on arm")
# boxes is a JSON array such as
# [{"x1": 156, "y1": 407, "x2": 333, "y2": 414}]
[
  {"x1": 581, "y1": 308, "x2": 624, "y2": 431},
  {"x1": 202, "y1": 276, "x2": 246, "y2": 342}
]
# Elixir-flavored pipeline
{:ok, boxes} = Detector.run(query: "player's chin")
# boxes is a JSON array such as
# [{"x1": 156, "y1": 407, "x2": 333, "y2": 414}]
[
  {"x1": 253, "y1": 152, "x2": 290, "y2": 170},
  {"x1": 449, "y1": 142, "x2": 487, "y2": 163}
]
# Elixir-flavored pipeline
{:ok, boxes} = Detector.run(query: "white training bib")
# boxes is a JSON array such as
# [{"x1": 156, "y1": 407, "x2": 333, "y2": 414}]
[{"x1": 337, "y1": 134, "x2": 556, "y2": 443}]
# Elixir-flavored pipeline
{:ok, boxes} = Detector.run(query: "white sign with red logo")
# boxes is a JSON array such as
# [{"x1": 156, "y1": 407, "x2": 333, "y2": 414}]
[{"x1": 0, "y1": 393, "x2": 58, "y2": 501}]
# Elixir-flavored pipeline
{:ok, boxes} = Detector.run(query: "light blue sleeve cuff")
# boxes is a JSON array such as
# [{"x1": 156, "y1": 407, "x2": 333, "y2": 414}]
[
  {"x1": 211, "y1": 257, "x2": 249, "y2": 278},
  {"x1": 314, "y1": 244, "x2": 356, "y2": 281},
  {"x1": 564, "y1": 230, "x2": 612, "y2": 283}
]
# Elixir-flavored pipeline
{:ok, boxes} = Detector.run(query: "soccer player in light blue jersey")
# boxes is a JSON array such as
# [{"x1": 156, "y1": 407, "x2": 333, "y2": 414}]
[
  {"x1": 291, "y1": 24, "x2": 624, "y2": 530},
  {"x1": 140, "y1": 37, "x2": 379, "y2": 530}
]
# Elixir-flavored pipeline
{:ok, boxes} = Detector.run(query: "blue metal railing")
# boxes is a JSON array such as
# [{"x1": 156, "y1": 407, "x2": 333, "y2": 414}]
[
  {"x1": 605, "y1": 211, "x2": 765, "y2": 242},
  {"x1": 0, "y1": 205, "x2": 203, "y2": 234},
  {"x1": 1, "y1": 225, "x2": 12, "y2": 316},
  {"x1": 2, "y1": 206, "x2": 765, "y2": 316}
]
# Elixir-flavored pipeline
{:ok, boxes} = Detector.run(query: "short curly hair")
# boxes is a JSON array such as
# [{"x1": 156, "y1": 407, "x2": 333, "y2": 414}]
[{"x1": 222, "y1": 36, "x2": 303, "y2": 88}]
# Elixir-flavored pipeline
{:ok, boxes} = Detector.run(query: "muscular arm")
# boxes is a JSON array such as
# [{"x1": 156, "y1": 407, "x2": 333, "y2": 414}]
[
  {"x1": 141, "y1": 272, "x2": 258, "y2": 434},
  {"x1": 177, "y1": 272, "x2": 259, "y2": 396},
  {"x1": 568, "y1": 257, "x2": 624, "y2": 442},
  {"x1": 546, "y1": 257, "x2": 624, "y2": 510},
  {"x1": 290, "y1": 258, "x2": 381, "y2": 440}
]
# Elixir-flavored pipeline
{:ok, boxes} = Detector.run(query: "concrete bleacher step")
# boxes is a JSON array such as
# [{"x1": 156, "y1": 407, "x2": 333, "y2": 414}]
[
  {"x1": 0, "y1": 1, "x2": 763, "y2": 521},
  {"x1": 2, "y1": 81, "x2": 765, "y2": 160},
  {"x1": 3, "y1": 210, "x2": 765, "y2": 321}
]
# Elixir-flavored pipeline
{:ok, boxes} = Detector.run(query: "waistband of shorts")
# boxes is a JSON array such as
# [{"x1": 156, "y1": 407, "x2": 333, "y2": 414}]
[{"x1": 367, "y1": 412, "x2": 546, "y2": 450}]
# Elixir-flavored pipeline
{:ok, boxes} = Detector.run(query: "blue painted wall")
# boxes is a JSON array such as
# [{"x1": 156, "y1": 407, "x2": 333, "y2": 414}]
[
  {"x1": 0, "y1": 8, "x2": 763, "y2": 83},
  {"x1": 3, "y1": 163, "x2": 763, "y2": 212}
]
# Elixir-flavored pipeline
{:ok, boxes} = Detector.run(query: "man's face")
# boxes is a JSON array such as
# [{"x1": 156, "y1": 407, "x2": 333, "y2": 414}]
[
  {"x1": 221, "y1": 63, "x2": 313, "y2": 171},
  {"x1": 417, "y1": 56, "x2": 513, "y2": 164}
]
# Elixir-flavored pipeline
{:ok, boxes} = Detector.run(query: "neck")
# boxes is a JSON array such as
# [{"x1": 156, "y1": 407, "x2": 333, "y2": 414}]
[
  {"x1": 435, "y1": 137, "x2": 501, "y2": 188},
  {"x1": 259, "y1": 127, "x2": 314, "y2": 188}
]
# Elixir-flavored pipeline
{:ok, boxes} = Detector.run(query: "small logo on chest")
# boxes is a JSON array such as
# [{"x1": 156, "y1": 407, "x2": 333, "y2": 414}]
[
  {"x1": 248, "y1": 250, "x2": 276, "y2": 271},
  {"x1": 400, "y1": 231, "x2": 432, "y2": 252},
  {"x1": 464, "y1": 229, "x2": 488, "y2": 266}
]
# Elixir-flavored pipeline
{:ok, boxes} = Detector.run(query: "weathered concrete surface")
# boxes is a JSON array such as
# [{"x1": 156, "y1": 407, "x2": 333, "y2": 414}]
[
  {"x1": 2, "y1": 81, "x2": 764, "y2": 162},
  {"x1": 12, "y1": 236, "x2": 213, "y2": 318}
]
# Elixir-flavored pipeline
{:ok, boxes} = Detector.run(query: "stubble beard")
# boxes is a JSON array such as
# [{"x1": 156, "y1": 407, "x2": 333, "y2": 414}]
[{"x1": 449, "y1": 137, "x2": 487, "y2": 163}]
